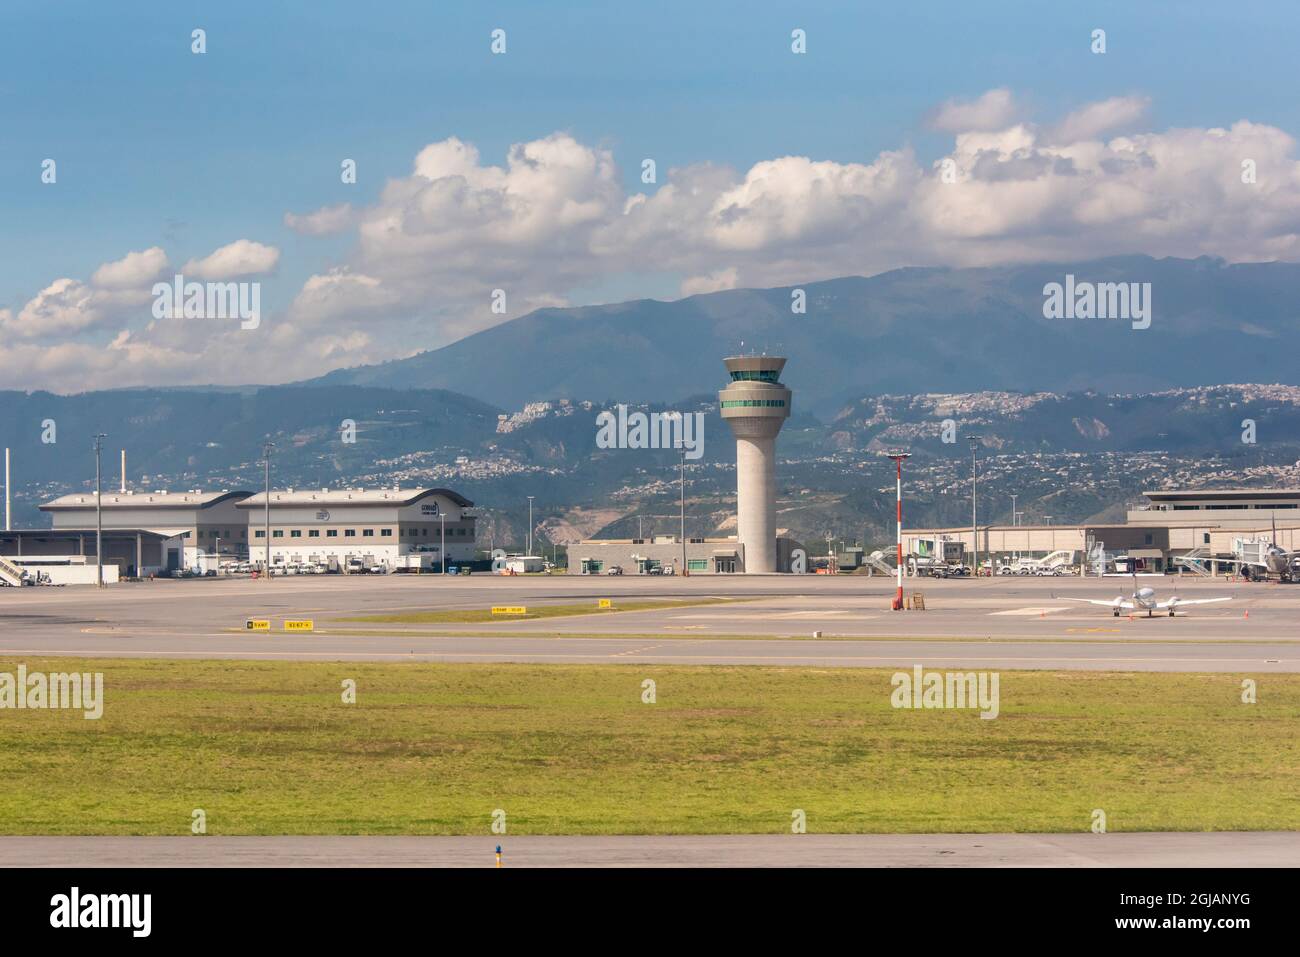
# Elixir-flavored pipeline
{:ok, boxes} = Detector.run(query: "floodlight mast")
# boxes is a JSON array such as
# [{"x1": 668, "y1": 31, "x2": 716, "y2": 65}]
[{"x1": 887, "y1": 453, "x2": 911, "y2": 610}]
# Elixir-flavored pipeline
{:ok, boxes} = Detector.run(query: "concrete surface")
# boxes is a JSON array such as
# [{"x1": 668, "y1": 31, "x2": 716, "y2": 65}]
[
  {"x1": 1, "y1": 833, "x2": 1295, "y2": 867},
  {"x1": 0, "y1": 575, "x2": 1294, "y2": 671}
]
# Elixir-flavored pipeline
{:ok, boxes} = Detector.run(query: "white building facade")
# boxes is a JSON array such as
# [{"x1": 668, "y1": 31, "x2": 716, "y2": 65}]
[{"x1": 235, "y1": 487, "x2": 476, "y2": 572}]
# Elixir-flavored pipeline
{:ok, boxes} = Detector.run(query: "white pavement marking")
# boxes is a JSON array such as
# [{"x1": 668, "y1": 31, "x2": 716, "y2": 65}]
[{"x1": 989, "y1": 607, "x2": 1071, "y2": 616}]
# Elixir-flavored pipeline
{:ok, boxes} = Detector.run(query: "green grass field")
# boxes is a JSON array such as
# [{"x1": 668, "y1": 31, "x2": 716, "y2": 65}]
[
  {"x1": 1, "y1": 657, "x2": 1296, "y2": 835},
  {"x1": 334, "y1": 597, "x2": 734, "y2": 624}
]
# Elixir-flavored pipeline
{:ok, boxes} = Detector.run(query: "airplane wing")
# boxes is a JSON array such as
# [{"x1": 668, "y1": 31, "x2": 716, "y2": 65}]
[
  {"x1": 1156, "y1": 596, "x2": 1233, "y2": 609},
  {"x1": 1056, "y1": 597, "x2": 1132, "y2": 609}
]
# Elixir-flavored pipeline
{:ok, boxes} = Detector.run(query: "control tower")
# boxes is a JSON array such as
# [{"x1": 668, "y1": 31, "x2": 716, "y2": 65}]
[{"x1": 719, "y1": 355, "x2": 792, "y2": 573}]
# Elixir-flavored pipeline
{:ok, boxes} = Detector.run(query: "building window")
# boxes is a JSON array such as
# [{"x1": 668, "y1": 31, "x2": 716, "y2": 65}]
[
  {"x1": 381, "y1": 529, "x2": 392, "y2": 536},
  {"x1": 687, "y1": 559, "x2": 708, "y2": 572},
  {"x1": 327, "y1": 530, "x2": 338, "y2": 537},
  {"x1": 1144, "y1": 534, "x2": 1153, "y2": 545},
  {"x1": 254, "y1": 530, "x2": 265, "y2": 539},
  {"x1": 309, "y1": 530, "x2": 320, "y2": 538},
  {"x1": 363, "y1": 529, "x2": 374, "y2": 537},
  {"x1": 344, "y1": 529, "x2": 356, "y2": 537},
  {"x1": 291, "y1": 530, "x2": 302, "y2": 538},
  {"x1": 273, "y1": 530, "x2": 284, "y2": 538},
  {"x1": 720, "y1": 399, "x2": 786, "y2": 408}
]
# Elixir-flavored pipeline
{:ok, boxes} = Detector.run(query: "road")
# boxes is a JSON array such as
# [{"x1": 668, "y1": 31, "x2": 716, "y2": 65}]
[{"x1": 2, "y1": 833, "x2": 1295, "y2": 867}]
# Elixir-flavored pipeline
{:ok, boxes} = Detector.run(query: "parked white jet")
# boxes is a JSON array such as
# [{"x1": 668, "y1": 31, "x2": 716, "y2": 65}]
[
  {"x1": 1056, "y1": 572, "x2": 1233, "y2": 617},
  {"x1": 1225, "y1": 515, "x2": 1298, "y2": 582}
]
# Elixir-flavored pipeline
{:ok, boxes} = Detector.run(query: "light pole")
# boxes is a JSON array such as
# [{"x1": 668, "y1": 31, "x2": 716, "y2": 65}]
[
  {"x1": 1010, "y1": 494, "x2": 1018, "y2": 526},
  {"x1": 966, "y1": 436, "x2": 979, "y2": 577},
  {"x1": 440, "y1": 512, "x2": 446, "y2": 574},
  {"x1": 214, "y1": 535, "x2": 221, "y2": 575},
  {"x1": 527, "y1": 496, "x2": 534, "y2": 556},
  {"x1": 262, "y1": 442, "x2": 273, "y2": 580},
  {"x1": 679, "y1": 450, "x2": 686, "y2": 576},
  {"x1": 887, "y1": 453, "x2": 910, "y2": 610},
  {"x1": 93, "y1": 433, "x2": 106, "y2": 587}
]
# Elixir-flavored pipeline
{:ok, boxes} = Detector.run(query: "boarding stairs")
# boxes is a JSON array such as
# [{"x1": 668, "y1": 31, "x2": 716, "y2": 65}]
[
  {"x1": 0, "y1": 555, "x2": 26, "y2": 587},
  {"x1": 863, "y1": 550, "x2": 898, "y2": 577},
  {"x1": 1172, "y1": 547, "x2": 1213, "y2": 578}
]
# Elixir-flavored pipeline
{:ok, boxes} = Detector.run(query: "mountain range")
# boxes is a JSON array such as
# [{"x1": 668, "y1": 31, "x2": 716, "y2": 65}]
[
  {"x1": 305, "y1": 255, "x2": 1300, "y2": 417},
  {"x1": 7, "y1": 254, "x2": 1300, "y2": 544}
]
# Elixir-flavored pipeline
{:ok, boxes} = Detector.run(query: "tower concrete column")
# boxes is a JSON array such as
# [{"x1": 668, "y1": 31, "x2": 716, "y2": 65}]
[
  {"x1": 735, "y1": 434, "x2": 777, "y2": 572},
  {"x1": 719, "y1": 356, "x2": 791, "y2": 573}
]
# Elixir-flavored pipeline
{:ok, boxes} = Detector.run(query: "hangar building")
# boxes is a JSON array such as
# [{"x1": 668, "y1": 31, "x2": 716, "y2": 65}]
[
  {"x1": 35, "y1": 488, "x2": 252, "y2": 576},
  {"x1": 236, "y1": 486, "x2": 476, "y2": 572}
]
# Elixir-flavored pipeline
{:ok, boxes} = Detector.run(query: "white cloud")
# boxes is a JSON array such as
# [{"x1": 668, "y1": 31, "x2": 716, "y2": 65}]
[
  {"x1": 182, "y1": 239, "x2": 280, "y2": 279},
  {"x1": 681, "y1": 268, "x2": 739, "y2": 297},
  {"x1": 1, "y1": 278, "x2": 104, "y2": 340},
  {"x1": 10, "y1": 93, "x2": 1300, "y2": 390},
  {"x1": 928, "y1": 88, "x2": 1020, "y2": 132},
  {"x1": 284, "y1": 204, "x2": 356, "y2": 236},
  {"x1": 89, "y1": 246, "x2": 169, "y2": 289},
  {"x1": 1048, "y1": 95, "x2": 1150, "y2": 144}
]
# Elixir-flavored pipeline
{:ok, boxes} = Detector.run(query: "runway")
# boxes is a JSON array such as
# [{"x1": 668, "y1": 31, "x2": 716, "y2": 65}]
[
  {"x1": 1, "y1": 833, "x2": 1294, "y2": 868},
  {"x1": 1, "y1": 574, "x2": 1295, "y2": 671}
]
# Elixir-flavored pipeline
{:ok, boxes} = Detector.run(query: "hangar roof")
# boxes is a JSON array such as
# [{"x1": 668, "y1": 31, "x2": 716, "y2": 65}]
[
  {"x1": 41, "y1": 490, "x2": 251, "y2": 511},
  {"x1": 1143, "y1": 489, "x2": 1300, "y2": 502},
  {"x1": 236, "y1": 487, "x2": 473, "y2": 508}
]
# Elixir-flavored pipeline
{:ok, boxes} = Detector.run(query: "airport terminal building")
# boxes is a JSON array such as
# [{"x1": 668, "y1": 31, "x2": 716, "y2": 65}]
[{"x1": 901, "y1": 488, "x2": 1300, "y2": 575}]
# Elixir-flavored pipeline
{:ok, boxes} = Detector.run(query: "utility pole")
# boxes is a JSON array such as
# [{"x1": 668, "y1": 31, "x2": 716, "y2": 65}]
[
  {"x1": 966, "y1": 435, "x2": 979, "y2": 578},
  {"x1": 215, "y1": 535, "x2": 221, "y2": 575},
  {"x1": 262, "y1": 442, "x2": 273, "y2": 580},
  {"x1": 1010, "y1": 494, "x2": 1018, "y2": 527},
  {"x1": 527, "y1": 496, "x2": 534, "y2": 556},
  {"x1": 440, "y1": 512, "x2": 446, "y2": 575},
  {"x1": 93, "y1": 433, "x2": 106, "y2": 587}
]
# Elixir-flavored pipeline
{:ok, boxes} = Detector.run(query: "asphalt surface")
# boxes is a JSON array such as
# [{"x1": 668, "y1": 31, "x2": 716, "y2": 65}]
[
  {"x1": 0, "y1": 574, "x2": 1294, "y2": 672},
  {"x1": 3, "y1": 833, "x2": 1295, "y2": 868}
]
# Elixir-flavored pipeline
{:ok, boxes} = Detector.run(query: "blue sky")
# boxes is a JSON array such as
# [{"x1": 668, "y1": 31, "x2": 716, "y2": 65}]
[{"x1": 2, "y1": 0, "x2": 1299, "y2": 389}]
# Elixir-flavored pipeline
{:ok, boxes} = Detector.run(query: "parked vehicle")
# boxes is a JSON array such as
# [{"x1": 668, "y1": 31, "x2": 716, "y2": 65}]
[{"x1": 604, "y1": 565, "x2": 624, "y2": 576}]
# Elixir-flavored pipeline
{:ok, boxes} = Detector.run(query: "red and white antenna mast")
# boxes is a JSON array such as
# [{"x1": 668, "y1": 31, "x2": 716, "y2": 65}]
[{"x1": 887, "y1": 453, "x2": 911, "y2": 610}]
